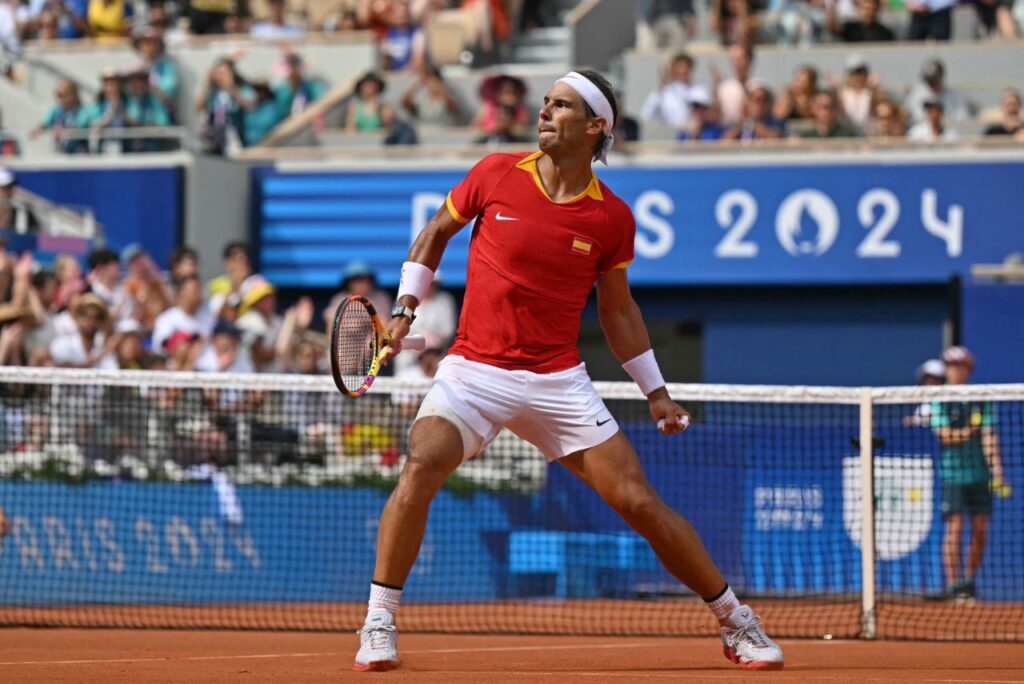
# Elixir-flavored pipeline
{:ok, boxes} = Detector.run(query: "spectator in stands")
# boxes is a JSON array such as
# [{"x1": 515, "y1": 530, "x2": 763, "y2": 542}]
[
  {"x1": 85, "y1": 69, "x2": 131, "y2": 153},
  {"x1": 197, "y1": 58, "x2": 256, "y2": 154},
  {"x1": 274, "y1": 294, "x2": 315, "y2": 367},
  {"x1": 49, "y1": 293, "x2": 117, "y2": 368},
  {"x1": 112, "y1": 318, "x2": 145, "y2": 368},
  {"x1": 400, "y1": 65, "x2": 464, "y2": 127},
  {"x1": 0, "y1": 171, "x2": 9, "y2": 228},
  {"x1": 207, "y1": 241, "x2": 252, "y2": 317},
  {"x1": 169, "y1": 246, "x2": 199, "y2": 282},
  {"x1": 392, "y1": 344, "x2": 442, "y2": 417},
  {"x1": 905, "y1": 59, "x2": 970, "y2": 125},
  {"x1": 833, "y1": 55, "x2": 881, "y2": 133},
  {"x1": 455, "y1": 0, "x2": 510, "y2": 61},
  {"x1": 931, "y1": 345, "x2": 1007, "y2": 602},
  {"x1": 797, "y1": 90, "x2": 858, "y2": 139},
  {"x1": 865, "y1": 98, "x2": 907, "y2": 139},
  {"x1": 712, "y1": 42, "x2": 755, "y2": 128},
  {"x1": 0, "y1": 302, "x2": 35, "y2": 366},
  {"x1": 346, "y1": 71, "x2": 395, "y2": 133},
  {"x1": 30, "y1": 79, "x2": 89, "y2": 154},
  {"x1": 475, "y1": 104, "x2": 530, "y2": 146},
  {"x1": 381, "y1": 0, "x2": 425, "y2": 72},
  {"x1": 124, "y1": 65, "x2": 173, "y2": 151},
  {"x1": 251, "y1": 0, "x2": 304, "y2": 40},
  {"x1": 322, "y1": 6, "x2": 359, "y2": 31},
  {"x1": 677, "y1": 87, "x2": 724, "y2": 142},
  {"x1": 907, "y1": 98, "x2": 958, "y2": 144},
  {"x1": 906, "y1": 0, "x2": 954, "y2": 40},
  {"x1": 323, "y1": 260, "x2": 391, "y2": 329},
  {"x1": 474, "y1": 74, "x2": 528, "y2": 138},
  {"x1": 722, "y1": 82, "x2": 785, "y2": 141},
  {"x1": 86, "y1": 247, "x2": 134, "y2": 323},
  {"x1": 187, "y1": 0, "x2": 237, "y2": 34},
  {"x1": 904, "y1": 358, "x2": 945, "y2": 427},
  {"x1": 121, "y1": 244, "x2": 171, "y2": 335},
  {"x1": 24, "y1": 0, "x2": 89, "y2": 40},
  {"x1": 274, "y1": 53, "x2": 325, "y2": 119},
  {"x1": 0, "y1": 0, "x2": 22, "y2": 79},
  {"x1": 774, "y1": 65, "x2": 819, "y2": 123},
  {"x1": 0, "y1": 110, "x2": 18, "y2": 157},
  {"x1": 22, "y1": 269, "x2": 60, "y2": 359},
  {"x1": 134, "y1": 30, "x2": 180, "y2": 121},
  {"x1": 244, "y1": 78, "x2": 282, "y2": 146},
  {"x1": 53, "y1": 253, "x2": 86, "y2": 312},
  {"x1": 87, "y1": 0, "x2": 132, "y2": 41},
  {"x1": 153, "y1": 273, "x2": 212, "y2": 352},
  {"x1": 636, "y1": 0, "x2": 696, "y2": 49},
  {"x1": 164, "y1": 329, "x2": 203, "y2": 369},
  {"x1": 710, "y1": 0, "x2": 759, "y2": 46},
  {"x1": 983, "y1": 88, "x2": 1023, "y2": 138},
  {"x1": 827, "y1": 0, "x2": 895, "y2": 41},
  {"x1": 195, "y1": 320, "x2": 253, "y2": 372},
  {"x1": 642, "y1": 52, "x2": 702, "y2": 132},
  {"x1": 978, "y1": 0, "x2": 1021, "y2": 37},
  {"x1": 613, "y1": 91, "x2": 640, "y2": 147},
  {"x1": 767, "y1": 0, "x2": 827, "y2": 46},
  {"x1": 236, "y1": 274, "x2": 282, "y2": 372}
]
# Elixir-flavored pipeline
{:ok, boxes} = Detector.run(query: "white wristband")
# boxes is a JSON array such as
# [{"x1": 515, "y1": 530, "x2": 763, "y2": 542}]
[
  {"x1": 397, "y1": 261, "x2": 434, "y2": 305},
  {"x1": 622, "y1": 349, "x2": 665, "y2": 397}
]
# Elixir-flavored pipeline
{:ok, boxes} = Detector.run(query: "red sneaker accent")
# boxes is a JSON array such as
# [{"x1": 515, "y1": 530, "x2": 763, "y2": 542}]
[
  {"x1": 723, "y1": 645, "x2": 740, "y2": 664},
  {"x1": 738, "y1": 660, "x2": 785, "y2": 671},
  {"x1": 353, "y1": 660, "x2": 399, "y2": 672}
]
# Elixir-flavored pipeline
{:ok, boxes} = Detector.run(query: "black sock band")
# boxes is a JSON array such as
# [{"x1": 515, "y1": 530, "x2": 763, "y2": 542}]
[
  {"x1": 703, "y1": 583, "x2": 730, "y2": 603},
  {"x1": 371, "y1": 580, "x2": 403, "y2": 591}
]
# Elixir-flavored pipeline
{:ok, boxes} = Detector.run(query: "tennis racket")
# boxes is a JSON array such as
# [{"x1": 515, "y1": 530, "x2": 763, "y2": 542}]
[{"x1": 330, "y1": 295, "x2": 425, "y2": 397}]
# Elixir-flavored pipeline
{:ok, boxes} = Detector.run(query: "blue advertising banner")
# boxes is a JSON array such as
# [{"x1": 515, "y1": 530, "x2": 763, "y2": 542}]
[
  {"x1": 15, "y1": 166, "x2": 182, "y2": 268},
  {"x1": 255, "y1": 159, "x2": 1024, "y2": 288},
  {"x1": 2, "y1": 423, "x2": 1019, "y2": 606}
]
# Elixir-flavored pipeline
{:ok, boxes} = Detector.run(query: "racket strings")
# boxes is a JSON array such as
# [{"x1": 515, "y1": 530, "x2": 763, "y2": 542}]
[{"x1": 337, "y1": 303, "x2": 378, "y2": 390}]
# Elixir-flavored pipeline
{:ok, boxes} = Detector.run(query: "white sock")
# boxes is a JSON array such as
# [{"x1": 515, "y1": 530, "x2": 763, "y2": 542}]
[
  {"x1": 705, "y1": 585, "x2": 740, "y2": 625},
  {"x1": 368, "y1": 582, "x2": 401, "y2": 617}
]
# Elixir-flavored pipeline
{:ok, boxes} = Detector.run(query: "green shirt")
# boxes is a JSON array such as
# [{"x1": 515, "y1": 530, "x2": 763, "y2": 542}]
[{"x1": 930, "y1": 401, "x2": 995, "y2": 485}]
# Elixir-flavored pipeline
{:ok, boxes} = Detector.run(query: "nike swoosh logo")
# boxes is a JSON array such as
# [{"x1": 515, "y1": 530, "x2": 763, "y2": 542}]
[
  {"x1": 596, "y1": 418, "x2": 612, "y2": 426},
  {"x1": 495, "y1": 212, "x2": 519, "y2": 221}
]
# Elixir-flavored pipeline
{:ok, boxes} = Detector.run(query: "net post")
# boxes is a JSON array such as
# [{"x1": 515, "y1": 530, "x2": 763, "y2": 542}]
[{"x1": 859, "y1": 387, "x2": 877, "y2": 640}]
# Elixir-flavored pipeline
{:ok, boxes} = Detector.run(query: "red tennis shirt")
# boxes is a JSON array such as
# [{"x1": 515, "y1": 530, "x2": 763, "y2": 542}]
[{"x1": 445, "y1": 151, "x2": 636, "y2": 373}]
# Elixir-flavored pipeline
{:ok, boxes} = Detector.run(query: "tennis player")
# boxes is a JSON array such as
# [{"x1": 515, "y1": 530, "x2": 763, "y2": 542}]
[{"x1": 354, "y1": 70, "x2": 784, "y2": 672}]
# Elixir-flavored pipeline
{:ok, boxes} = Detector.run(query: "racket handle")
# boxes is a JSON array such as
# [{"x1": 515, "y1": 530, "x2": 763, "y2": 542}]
[
  {"x1": 402, "y1": 335, "x2": 427, "y2": 352},
  {"x1": 657, "y1": 415, "x2": 690, "y2": 432}
]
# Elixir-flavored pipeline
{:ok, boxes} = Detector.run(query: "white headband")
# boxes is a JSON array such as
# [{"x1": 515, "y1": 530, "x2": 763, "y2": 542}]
[{"x1": 555, "y1": 71, "x2": 615, "y2": 165}]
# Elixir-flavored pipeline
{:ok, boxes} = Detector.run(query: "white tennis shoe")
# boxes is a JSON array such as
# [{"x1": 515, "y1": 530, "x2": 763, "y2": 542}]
[
  {"x1": 353, "y1": 610, "x2": 399, "y2": 672},
  {"x1": 720, "y1": 605, "x2": 784, "y2": 670}
]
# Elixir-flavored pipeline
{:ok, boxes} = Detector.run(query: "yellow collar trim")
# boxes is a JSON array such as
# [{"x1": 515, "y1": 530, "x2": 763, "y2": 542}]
[{"x1": 514, "y1": 151, "x2": 603, "y2": 204}]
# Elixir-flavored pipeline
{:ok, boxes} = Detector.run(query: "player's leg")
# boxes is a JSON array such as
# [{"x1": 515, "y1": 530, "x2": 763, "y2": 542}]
[
  {"x1": 965, "y1": 513, "x2": 989, "y2": 598},
  {"x1": 559, "y1": 432, "x2": 783, "y2": 670},
  {"x1": 942, "y1": 512, "x2": 964, "y2": 593},
  {"x1": 355, "y1": 416, "x2": 465, "y2": 672}
]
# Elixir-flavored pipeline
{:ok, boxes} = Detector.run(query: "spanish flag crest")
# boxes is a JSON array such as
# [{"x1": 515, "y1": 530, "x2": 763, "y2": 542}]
[{"x1": 571, "y1": 236, "x2": 593, "y2": 255}]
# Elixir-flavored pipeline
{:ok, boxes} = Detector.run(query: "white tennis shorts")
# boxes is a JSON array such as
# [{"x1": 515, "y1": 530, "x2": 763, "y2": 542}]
[{"x1": 414, "y1": 354, "x2": 620, "y2": 461}]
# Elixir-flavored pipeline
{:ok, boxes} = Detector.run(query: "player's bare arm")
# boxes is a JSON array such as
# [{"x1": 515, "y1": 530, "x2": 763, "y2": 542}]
[
  {"x1": 596, "y1": 266, "x2": 689, "y2": 435},
  {"x1": 982, "y1": 427, "x2": 1005, "y2": 484},
  {"x1": 385, "y1": 205, "x2": 467, "y2": 352}
]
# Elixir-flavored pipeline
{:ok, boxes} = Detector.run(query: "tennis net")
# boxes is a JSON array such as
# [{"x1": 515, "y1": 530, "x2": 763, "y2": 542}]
[{"x1": 0, "y1": 367, "x2": 1020, "y2": 641}]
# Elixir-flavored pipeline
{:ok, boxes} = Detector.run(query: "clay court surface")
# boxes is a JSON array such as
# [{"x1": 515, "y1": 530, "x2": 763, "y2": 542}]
[{"x1": 1, "y1": 630, "x2": 1022, "y2": 683}]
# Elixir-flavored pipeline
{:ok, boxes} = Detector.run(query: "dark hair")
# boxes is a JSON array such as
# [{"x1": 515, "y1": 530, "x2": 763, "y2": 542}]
[
  {"x1": 87, "y1": 248, "x2": 119, "y2": 270},
  {"x1": 222, "y1": 241, "x2": 250, "y2": 261},
  {"x1": 170, "y1": 246, "x2": 198, "y2": 268},
  {"x1": 174, "y1": 273, "x2": 201, "y2": 292},
  {"x1": 574, "y1": 70, "x2": 618, "y2": 162},
  {"x1": 670, "y1": 52, "x2": 694, "y2": 68},
  {"x1": 31, "y1": 271, "x2": 57, "y2": 290}
]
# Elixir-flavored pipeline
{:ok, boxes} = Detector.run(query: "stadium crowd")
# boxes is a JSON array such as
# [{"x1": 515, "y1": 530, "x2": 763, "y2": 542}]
[{"x1": 0, "y1": 0, "x2": 1021, "y2": 157}]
